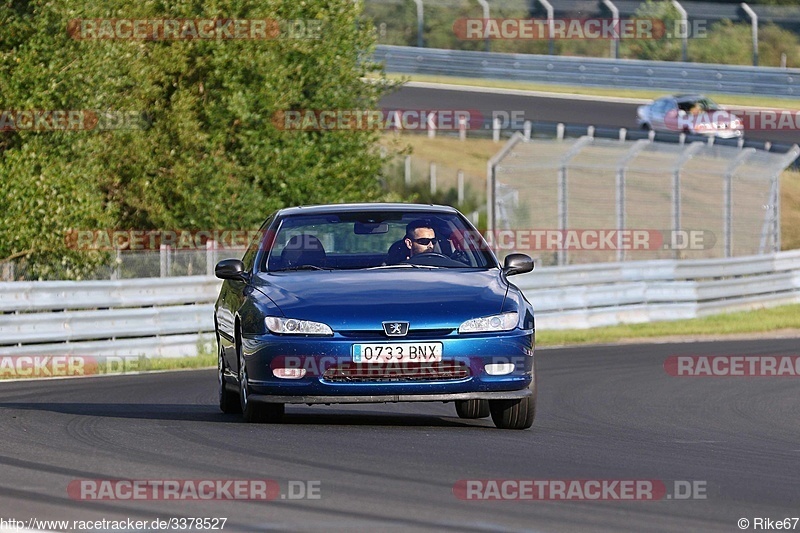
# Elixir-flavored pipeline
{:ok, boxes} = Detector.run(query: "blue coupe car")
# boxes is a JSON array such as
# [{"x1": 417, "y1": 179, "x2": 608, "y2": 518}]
[{"x1": 214, "y1": 203, "x2": 536, "y2": 429}]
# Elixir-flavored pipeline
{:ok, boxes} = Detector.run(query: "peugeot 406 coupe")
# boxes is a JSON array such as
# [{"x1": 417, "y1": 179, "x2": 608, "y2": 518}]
[
  {"x1": 637, "y1": 94, "x2": 744, "y2": 139},
  {"x1": 214, "y1": 203, "x2": 536, "y2": 429}
]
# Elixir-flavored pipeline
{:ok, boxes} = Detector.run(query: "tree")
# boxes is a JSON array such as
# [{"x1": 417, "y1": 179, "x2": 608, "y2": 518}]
[{"x1": 1, "y1": 0, "x2": 392, "y2": 279}]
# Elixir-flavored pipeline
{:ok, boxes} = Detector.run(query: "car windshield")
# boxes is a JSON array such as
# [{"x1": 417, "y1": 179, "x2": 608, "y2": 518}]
[
  {"x1": 264, "y1": 211, "x2": 495, "y2": 271},
  {"x1": 678, "y1": 97, "x2": 720, "y2": 113}
]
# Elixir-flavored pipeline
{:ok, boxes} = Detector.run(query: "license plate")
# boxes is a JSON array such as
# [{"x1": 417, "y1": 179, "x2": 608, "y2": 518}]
[{"x1": 352, "y1": 343, "x2": 443, "y2": 363}]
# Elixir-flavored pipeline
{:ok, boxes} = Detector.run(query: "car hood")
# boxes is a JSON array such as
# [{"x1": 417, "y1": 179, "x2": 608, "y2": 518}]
[
  {"x1": 252, "y1": 269, "x2": 510, "y2": 330},
  {"x1": 700, "y1": 109, "x2": 739, "y2": 122}
]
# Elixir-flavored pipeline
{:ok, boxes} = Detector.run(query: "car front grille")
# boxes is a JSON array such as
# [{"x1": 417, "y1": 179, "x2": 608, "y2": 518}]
[
  {"x1": 322, "y1": 361, "x2": 470, "y2": 382},
  {"x1": 336, "y1": 328, "x2": 455, "y2": 338}
]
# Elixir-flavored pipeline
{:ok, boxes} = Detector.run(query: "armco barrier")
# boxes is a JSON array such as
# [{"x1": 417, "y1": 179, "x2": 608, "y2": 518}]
[
  {"x1": 1, "y1": 250, "x2": 799, "y2": 357},
  {"x1": 374, "y1": 45, "x2": 800, "y2": 97},
  {"x1": 515, "y1": 250, "x2": 800, "y2": 329},
  {"x1": 0, "y1": 276, "x2": 221, "y2": 358}
]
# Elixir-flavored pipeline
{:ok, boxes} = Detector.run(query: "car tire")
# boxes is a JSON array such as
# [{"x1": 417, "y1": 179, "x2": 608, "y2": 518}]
[
  {"x1": 238, "y1": 340, "x2": 284, "y2": 423},
  {"x1": 489, "y1": 396, "x2": 535, "y2": 430},
  {"x1": 218, "y1": 341, "x2": 241, "y2": 414},
  {"x1": 455, "y1": 399, "x2": 490, "y2": 419}
]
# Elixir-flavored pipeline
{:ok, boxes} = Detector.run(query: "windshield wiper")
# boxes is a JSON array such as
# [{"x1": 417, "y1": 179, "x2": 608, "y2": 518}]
[
  {"x1": 366, "y1": 264, "x2": 439, "y2": 270},
  {"x1": 272, "y1": 265, "x2": 334, "y2": 272}
]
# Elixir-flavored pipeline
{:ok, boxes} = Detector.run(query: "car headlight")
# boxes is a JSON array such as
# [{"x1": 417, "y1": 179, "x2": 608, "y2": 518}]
[
  {"x1": 458, "y1": 312, "x2": 518, "y2": 333},
  {"x1": 265, "y1": 317, "x2": 333, "y2": 336}
]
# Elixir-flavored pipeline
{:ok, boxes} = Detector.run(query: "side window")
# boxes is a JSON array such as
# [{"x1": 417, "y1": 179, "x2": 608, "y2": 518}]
[{"x1": 242, "y1": 215, "x2": 274, "y2": 272}]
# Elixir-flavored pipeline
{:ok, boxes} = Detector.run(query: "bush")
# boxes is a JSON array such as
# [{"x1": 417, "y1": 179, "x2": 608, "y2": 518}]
[
  {"x1": 690, "y1": 19, "x2": 800, "y2": 67},
  {"x1": 0, "y1": 0, "x2": 393, "y2": 279}
]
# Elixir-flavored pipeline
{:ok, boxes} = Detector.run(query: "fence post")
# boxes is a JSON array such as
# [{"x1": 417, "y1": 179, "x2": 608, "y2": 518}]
[
  {"x1": 207, "y1": 240, "x2": 216, "y2": 277},
  {"x1": 1, "y1": 262, "x2": 14, "y2": 281},
  {"x1": 672, "y1": 142, "x2": 704, "y2": 259},
  {"x1": 405, "y1": 155, "x2": 411, "y2": 187},
  {"x1": 457, "y1": 170, "x2": 465, "y2": 205},
  {"x1": 741, "y1": 2, "x2": 759, "y2": 66},
  {"x1": 430, "y1": 162, "x2": 437, "y2": 195},
  {"x1": 111, "y1": 248, "x2": 121, "y2": 280},
  {"x1": 160, "y1": 244, "x2": 172, "y2": 277},
  {"x1": 523, "y1": 120, "x2": 531, "y2": 141},
  {"x1": 558, "y1": 166, "x2": 567, "y2": 266},
  {"x1": 556, "y1": 136, "x2": 593, "y2": 266},
  {"x1": 413, "y1": 0, "x2": 424, "y2": 48},
  {"x1": 723, "y1": 149, "x2": 754, "y2": 258},
  {"x1": 616, "y1": 139, "x2": 649, "y2": 261}
]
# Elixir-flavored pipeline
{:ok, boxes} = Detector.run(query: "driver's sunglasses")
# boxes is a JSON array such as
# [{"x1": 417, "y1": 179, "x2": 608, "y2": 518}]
[{"x1": 412, "y1": 237, "x2": 435, "y2": 246}]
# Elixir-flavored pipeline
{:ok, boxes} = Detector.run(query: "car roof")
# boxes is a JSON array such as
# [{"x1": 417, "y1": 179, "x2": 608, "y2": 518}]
[
  {"x1": 674, "y1": 94, "x2": 706, "y2": 102},
  {"x1": 274, "y1": 203, "x2": 460, "y2": 217}
]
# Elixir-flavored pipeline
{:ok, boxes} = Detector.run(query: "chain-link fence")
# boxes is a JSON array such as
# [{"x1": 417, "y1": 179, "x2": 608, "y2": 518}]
[
  {"x1": 1, "y1": 245, "x2": 246, "y2": 282},
  {"x1": 489, "y1": 134, "x2": 799, "y2": 265}
]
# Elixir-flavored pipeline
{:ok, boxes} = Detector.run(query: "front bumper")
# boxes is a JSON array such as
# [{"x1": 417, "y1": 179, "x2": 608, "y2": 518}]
[
  {"x1": 240, "y1": 329, "x2": 535, "y2": 401},
  {"x1": 696, "y1": 127, "x2": 744, "y2": 139},
  {"x1": 248, "y1": 388, "x2": 533, "y2": 405}
]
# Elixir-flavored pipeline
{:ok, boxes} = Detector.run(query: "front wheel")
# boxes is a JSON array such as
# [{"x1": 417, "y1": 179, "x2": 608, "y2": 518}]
[
  {"x1": 455, "y1": 399, "x2": 490, "y2": 419},
  {"x1": 218, "y1": 342, "x2": 241, "y2": 414},
  {"x1": 239, "y1": 345, "x2": 284, "y2": 423},
  {"x1": 489, "y1": 396, "x2": 535, "y2": 430}
]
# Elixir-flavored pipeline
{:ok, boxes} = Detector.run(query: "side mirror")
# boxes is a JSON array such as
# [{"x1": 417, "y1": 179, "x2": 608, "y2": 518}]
[
  {"x1": 215, "y1": 259, "x2": 249, "y2": 281},
  {"x1": 503, "y1": 253, "x2": 534, "y2": 276}
]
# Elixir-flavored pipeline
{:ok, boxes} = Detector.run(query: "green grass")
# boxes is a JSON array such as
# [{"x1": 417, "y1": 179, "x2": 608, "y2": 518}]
[
  {"x1": 536, "y1": 303, "x2": 800, "y2": 347},
  {"x1": 144, "y1": 353, "x2": 217, "y2": 371},
  {"x1": 378, "y1": 73, "x2": 800, "y2": 109}
]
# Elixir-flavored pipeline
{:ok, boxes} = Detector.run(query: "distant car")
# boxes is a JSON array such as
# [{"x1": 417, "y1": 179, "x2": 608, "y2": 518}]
[
  {"x1": 214, "y1": 203, "x2": 537, "y2": 429},
  {"x1": 637, "y1": 94, "x2": 744, "y2": 139}
]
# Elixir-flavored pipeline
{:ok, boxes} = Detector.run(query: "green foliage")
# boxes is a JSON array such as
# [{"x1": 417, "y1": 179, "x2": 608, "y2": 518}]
[
  {"x1": 690, "y1": 19, "x2": 800, "y2": 67},
  {"x1": 1, "y1": 0, "x2": 392, "y2": 279},
  {"x1": 381, "y1": 154, "x2": 482, "y2": 217},
  {"x1": 621, "y1": 0, "x2": 683, "y2": 61}
]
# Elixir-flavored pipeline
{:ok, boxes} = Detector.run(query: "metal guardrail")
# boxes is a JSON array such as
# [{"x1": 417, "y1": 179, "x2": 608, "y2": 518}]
[
  {"x1": 374, "y1": 45, "x2": 800, "y2": 97},
  {"x1": 0, "y1": 276, "x2": 221, "y2": 312},
  {"x1": 1, "y1": 250, "x2": 799, "y2": 356},
  {"x1": 515, "y1": 249, "x2": 800, "y2": 330},
  {"x1": 0, "y1": 276, "x2": 221, "y2": 357}
]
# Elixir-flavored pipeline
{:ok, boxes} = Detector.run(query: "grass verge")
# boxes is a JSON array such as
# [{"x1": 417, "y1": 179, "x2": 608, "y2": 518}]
[{"x1": 536, "y1": 304, "x2": 800, "y2": 347}]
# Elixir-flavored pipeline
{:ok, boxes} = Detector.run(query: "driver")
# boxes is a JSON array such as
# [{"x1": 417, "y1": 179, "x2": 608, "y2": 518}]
[{"x1": 404, "y1": 219, "x2": 437, "y2": 257}]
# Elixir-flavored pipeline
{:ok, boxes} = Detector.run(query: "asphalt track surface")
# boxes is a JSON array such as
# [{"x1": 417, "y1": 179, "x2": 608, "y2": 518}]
[
  {"x1": 1, "y1": 338, "x2": 799, "y2": 532},
  {"x1": 379, "y1": 85, "x2": 800, "y2": 146}
]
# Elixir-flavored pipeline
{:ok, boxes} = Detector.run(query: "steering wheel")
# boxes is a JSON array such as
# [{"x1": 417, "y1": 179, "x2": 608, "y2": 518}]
[
  {"x1": 404, "y1": 251, "x2": 465, "y2": 267},
  {"x1": 414, "y1": 252, "x2": 449, "y2": 259}
]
